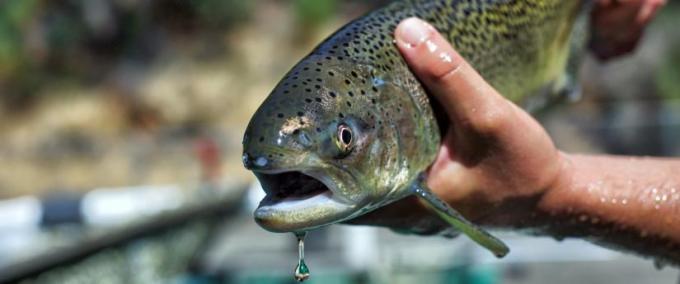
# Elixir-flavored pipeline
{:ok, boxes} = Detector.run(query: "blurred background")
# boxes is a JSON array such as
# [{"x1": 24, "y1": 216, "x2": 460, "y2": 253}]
[{"x1": 0, "y1": 0, "x2": 679, "y2": 283}]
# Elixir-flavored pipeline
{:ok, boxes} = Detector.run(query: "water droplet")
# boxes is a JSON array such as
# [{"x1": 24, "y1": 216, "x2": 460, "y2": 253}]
[
  {"x1": 425, "y1": 40, "x2": 438, "y2": 52},
  {"x1": 372, "y1": 77, "x2": 385, "y2": 87},
  {"x1": 439, "y1": 52, "x2": 452, "y2": 63},
  {"x1": 294, "y1": 232, "x2": 310, "y2": 282}
]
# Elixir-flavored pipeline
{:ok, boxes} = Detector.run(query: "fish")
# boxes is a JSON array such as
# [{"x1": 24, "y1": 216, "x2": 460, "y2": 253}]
[{"x1": 242, "y1": 0, "x2": 585, "y2": 258}]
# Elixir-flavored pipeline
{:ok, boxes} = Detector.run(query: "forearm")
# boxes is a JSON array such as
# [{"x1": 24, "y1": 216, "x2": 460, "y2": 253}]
[{"x1": 536, "y1": 153, "x2": 680, "y2": 263}]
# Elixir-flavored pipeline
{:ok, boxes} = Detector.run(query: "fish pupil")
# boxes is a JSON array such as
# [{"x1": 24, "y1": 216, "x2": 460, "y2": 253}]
[{"x1": 340, "y1": 127, "x2": 352, "y2": 145}]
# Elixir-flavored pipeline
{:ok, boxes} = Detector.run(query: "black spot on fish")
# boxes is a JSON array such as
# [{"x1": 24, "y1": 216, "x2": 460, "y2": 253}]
[
  {"x1": 346, "y1": 101, "x2": 352, "y2": 107},
  {"x1": 305, "y1": 98, "x2": 312, "y2": 103},
  {"x1": 297, "y1": 111, "x2": 304, "y2": 116},
  {"x1": 348, "y1": 91, "x2": 354, "y2": 97},
  {"x1": 328, "y1": 71, "x2": 335, "y2": 76},
  {"x1": 278, "y1": 113, "x2": 284, "y2": 118},
  {"x1": 315, "y1": 97, "x2": 322, "y2": 102},
  {"x1": 329, "y1": 92, "x2": 337, "y2": 98},
  {"x1": 339, "y1": 112, "x2": 344, "y2": 118},
  {"x1": 259, "y1": 137, "x2": 264, "y2": 142}
]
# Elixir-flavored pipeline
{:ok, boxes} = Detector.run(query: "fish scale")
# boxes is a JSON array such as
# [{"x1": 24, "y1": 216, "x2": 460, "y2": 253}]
[{"x1": 243, "y1": 0, "x2": 585, "y2": 258}]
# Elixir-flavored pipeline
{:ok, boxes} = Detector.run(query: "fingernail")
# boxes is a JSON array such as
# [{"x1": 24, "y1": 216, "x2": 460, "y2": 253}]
[{"x1": 396, "y1": 18, "x2": 431, "y2": 48}]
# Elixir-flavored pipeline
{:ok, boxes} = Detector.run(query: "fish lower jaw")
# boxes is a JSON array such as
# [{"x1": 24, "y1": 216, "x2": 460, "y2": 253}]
[{"x1": 254, "y1": 191, "x2": 358, "y2": 232}]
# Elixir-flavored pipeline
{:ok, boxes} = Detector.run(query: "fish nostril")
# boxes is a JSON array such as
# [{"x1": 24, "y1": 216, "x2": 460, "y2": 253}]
[
  {"x1": 243, "y1": 152, "x2": 269, "y2": 169},
  {"x1": 254, "y1": 156, "x2": 268, "y2": 167}
]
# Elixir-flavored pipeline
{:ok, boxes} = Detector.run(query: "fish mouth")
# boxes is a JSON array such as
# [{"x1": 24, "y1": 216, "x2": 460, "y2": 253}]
[{"x1": 253, "y1": 169, "x2": 360, "y2": 232}]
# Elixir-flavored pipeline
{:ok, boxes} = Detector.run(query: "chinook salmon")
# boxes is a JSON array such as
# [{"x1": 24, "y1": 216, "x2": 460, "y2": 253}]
[{"x1": 242, "y1": 0, "x2": 585, "y2": 257}]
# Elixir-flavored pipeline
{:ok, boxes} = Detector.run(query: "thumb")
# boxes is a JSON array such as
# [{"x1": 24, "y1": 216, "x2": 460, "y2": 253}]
[{"x1": 394, "y1": 17, "x2": 512, "y2": 136}]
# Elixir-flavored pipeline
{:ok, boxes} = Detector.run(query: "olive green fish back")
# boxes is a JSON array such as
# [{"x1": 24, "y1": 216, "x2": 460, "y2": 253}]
[{"x1": 324, "y1": 0, "x2": 584, "y2": 100}]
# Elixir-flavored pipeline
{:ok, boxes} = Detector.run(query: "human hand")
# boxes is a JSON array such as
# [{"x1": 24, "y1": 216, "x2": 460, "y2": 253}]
[
  {"x1": 347, "y1": 18, "x2": 567, "y2": 234},
  {"x1": 590, "y1": 0, "x2": 666, "y2": 60}
]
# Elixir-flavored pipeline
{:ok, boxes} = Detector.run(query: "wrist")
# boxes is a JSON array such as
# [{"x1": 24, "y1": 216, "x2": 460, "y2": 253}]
[
  {"x1": 537, "y1": 151, "x2": 577, "y2": 213},
  {"x1": 474, "y1": 151, "x2": 576, "y2": 229}
]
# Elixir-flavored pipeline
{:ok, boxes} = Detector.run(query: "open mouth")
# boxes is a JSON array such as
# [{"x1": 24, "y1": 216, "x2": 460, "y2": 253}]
[
  {"x1": 256, "y1": 171, "x2": 331, "y2": 204},
  {"x1": 252, "y1": 170, "x2": 358, "y2": 232}
]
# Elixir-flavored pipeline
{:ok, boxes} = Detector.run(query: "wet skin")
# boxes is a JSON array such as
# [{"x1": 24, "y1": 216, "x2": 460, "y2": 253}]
[
  {"x1": 355, "y1": 1, "x2": 680, "y2": 266},
  {"x1": 242, "y1": 0, "x2": 586, "y2": 257}
]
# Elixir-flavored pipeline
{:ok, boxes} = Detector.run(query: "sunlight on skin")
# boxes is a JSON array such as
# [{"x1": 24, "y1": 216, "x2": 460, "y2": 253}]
[{"x1": 351, "y1": 0, "x2": 680, "y2": 263}]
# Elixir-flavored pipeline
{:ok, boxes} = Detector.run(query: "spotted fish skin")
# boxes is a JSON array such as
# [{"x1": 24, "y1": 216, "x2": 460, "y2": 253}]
[{"x1": 242, "y1": 0, "x2": 584, "y2": 236}]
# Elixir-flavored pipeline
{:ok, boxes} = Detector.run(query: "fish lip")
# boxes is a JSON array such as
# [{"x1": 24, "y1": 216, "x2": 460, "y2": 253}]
[{"x1": 254, "y1": 191, "x2": 357, "y2": 232}]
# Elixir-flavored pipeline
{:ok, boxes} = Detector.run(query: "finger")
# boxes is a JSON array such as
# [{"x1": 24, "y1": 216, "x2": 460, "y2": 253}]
[
  {"x1": 394, "y1": 17, "x2": 510, "y2": 133},
  {"x1": 636, "y1": 0, "x2": 666, "y2": 24}
]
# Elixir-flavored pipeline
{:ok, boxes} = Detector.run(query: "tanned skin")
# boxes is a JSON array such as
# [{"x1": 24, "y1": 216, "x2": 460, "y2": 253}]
[{"x1": 350, "y1": 0, "x2": 679, "y2": 264}]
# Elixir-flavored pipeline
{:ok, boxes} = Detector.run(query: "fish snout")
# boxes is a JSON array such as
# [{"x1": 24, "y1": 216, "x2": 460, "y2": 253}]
[{"x1": 242, "y1": 152, "x2": 271, "y2": 171}]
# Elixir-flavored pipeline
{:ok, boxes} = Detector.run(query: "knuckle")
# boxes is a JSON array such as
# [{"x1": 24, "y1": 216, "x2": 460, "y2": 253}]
[
  {"x1": 470, "y1": 102, "x2": 512, "y2": 134},
  {"x1": 429, "y1": 53, "x2": 465, "y2": 84}
]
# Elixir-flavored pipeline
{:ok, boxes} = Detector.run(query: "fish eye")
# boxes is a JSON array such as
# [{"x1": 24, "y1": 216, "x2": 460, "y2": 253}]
[{"x1": 336, "y1": 124, "x2": 353, "y2": 153}]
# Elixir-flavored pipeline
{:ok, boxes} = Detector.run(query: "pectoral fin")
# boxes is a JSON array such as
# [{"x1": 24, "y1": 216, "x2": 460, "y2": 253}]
[{"x1": 411, "y1": 183, "x2": 509, "y2": 258}]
